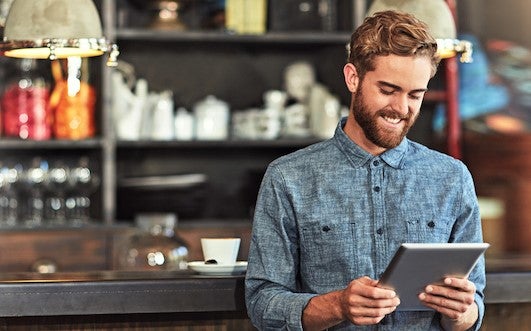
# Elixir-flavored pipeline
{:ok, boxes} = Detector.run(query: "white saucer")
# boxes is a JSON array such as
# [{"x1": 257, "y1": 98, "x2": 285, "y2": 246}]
[{"x1": 187, "y1": 261, "x2": 248, "y2": 275}]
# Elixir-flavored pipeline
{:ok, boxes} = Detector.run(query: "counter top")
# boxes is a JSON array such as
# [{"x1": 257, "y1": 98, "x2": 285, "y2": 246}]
[
  {"x1": 0, "y1": 270, "x2": 246, "y2": 317},
  {"x1": 0, "y1": 268, "x2": 529, "y2": 318}
]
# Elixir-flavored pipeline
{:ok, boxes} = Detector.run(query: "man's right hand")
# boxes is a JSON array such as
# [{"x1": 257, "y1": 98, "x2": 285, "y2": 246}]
[
  {"x1": 340, "y1": 276, "x2": 400, "y2": 325},
  {"x1": 302, "y1": 276, "x2": 400, "y2": 330}
]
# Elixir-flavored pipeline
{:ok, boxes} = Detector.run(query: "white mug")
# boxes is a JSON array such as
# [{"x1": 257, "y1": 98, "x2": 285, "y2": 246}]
[{"x1": 201, "y1": 238, "x2": 241, "y2": 265}]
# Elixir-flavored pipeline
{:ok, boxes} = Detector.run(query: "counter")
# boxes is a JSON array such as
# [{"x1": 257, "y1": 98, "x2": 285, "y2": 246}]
[
  {"x1": 0, "y1": 267, "x2": 529, "y2": 329},
  {"x1": 0, "y1": 271, "x2": 245, "y2": 317},
  {"x1": 0, "y1": 270, "x2": 254, "y2": 330}
]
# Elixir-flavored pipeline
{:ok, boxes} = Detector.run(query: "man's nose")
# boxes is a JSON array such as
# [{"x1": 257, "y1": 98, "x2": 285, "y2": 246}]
[{"x1": 392, "y1": 94, "x2": 409, "y2": 116}]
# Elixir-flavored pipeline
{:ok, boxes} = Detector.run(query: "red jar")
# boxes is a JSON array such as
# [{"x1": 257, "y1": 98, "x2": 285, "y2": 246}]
[{"x1": 1, "y1": 59, "x2": 52, "y2": 140}]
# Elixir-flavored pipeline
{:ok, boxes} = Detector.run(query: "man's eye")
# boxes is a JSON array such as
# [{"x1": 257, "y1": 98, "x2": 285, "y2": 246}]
[
  {"x1": 409, "y1": 94, "x2": 423, "y2": 100},
  {"x1": 380, "y1": 89, "x2": 394, "y2": 95}
]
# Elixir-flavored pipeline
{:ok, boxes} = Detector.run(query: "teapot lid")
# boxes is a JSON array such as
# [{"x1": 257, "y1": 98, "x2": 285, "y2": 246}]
[{"x1": 195, "y1": 95, "x2": 228, "y2": 110}]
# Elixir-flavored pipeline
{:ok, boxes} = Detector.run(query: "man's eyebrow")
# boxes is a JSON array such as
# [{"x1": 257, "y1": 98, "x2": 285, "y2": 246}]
[{"x1": 377, "y1": 81, "x2": 428, "y2": 94}]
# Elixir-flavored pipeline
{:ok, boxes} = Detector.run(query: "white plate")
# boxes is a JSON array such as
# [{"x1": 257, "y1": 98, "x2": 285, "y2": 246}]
[{"x1": 187, "y1": 261, "x2": 248, "y2": 275}]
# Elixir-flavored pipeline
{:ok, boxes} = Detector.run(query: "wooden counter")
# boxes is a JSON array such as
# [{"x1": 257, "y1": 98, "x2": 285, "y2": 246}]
[
  {"x1": 0, "y1": 266, "x2": 528, "y2": 330},
  {"x1": 0, "y1": 270, "x2": 254, "y2": 330},
  {"x1": 0, "y1": 222, "x2": 529, "y2": 329}
]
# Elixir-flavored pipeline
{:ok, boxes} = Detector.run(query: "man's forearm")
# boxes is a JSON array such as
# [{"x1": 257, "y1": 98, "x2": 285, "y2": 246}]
[{"x1": 302, "y1": 290, "x2": 345, "y2": 331}]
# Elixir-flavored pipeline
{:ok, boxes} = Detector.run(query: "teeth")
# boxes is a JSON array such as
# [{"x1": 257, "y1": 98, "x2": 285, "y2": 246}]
[{"x1": 383, "y1": 116, "x2": 401, "y2": 124}]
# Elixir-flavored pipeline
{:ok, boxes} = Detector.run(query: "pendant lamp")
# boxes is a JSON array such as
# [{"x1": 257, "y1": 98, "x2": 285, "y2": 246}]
[
  {"x1": 0, "y1": 0, "x2": 118, "y2": 65},
  {"x1": 366, "y1": 0, "x2": 472, "y2": 63}
]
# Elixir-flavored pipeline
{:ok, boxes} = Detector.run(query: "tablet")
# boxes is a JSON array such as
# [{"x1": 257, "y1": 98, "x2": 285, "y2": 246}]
[{"x1": 378, "y1": 243, "x2": 489, "y2": 311}]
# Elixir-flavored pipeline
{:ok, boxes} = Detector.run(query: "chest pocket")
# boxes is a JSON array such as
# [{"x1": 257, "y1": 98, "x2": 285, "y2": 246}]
[
  {"x1": 300, "y1": 220, "x2": 355, "y2": 287},
  {"x1": 406, "y1": 218, "x2": 453, "y2": 243}
]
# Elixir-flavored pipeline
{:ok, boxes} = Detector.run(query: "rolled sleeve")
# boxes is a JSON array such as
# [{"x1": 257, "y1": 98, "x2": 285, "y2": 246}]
[
  {"x1": 452, "y1": 163, "x2": 487, "y2": 330},
  {"x1": 472, "y1": 292, "x2": 485, "y2": 331},
  {"x1": 246, "y1": 281, "x2": 316, "y2": 330},
  {"x1": 246, "y1": 163, "x2": 314, "y2": 330}
]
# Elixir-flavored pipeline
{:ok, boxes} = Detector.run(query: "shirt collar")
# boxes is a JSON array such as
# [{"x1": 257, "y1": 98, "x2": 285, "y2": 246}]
[{"x1": 333, "y1": 117, "x2": 408, "y2": 169}]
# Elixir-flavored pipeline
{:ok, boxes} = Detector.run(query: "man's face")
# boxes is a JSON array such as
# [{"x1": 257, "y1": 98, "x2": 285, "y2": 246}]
[{"x1": 351, "y1": 55, "x2": 432, "y2": 151}]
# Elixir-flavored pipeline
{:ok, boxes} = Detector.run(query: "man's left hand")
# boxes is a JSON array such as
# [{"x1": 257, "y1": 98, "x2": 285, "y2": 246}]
[{"x1": 418, "y1": 277, "x2": 478, "y2": 331}]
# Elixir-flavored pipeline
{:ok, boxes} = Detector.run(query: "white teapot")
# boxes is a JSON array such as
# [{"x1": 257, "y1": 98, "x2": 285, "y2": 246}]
[{"x1": 193, "y1": 95, "x2": 230, "y2": 140}]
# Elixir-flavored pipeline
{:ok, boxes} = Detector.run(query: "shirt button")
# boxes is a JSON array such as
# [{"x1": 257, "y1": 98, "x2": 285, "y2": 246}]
[
  {"x1": 374, "y1": 186, "x2": 381, "y2": 192},
  {"x1": 376, "y1": 228, "x2": 383, "y2": 235},
  {"x1": 373, "y1": 160, "x2": 380, "y2": 166}
]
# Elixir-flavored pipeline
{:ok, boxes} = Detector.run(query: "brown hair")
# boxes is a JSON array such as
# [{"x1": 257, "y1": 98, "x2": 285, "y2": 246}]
[{"x1": 348, "y1": 10, "x2": 440, "y2": 79}]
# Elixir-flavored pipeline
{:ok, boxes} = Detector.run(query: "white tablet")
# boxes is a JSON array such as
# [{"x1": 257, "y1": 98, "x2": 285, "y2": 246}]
[{"x1": 378, "y1": 243, "x2": 489, "y2": 311}]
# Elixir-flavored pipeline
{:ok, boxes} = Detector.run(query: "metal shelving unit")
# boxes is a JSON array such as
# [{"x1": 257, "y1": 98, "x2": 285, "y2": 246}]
[
  {"x1": 99, "y1": 0, "x2": 459, "y2": 223},
  {"x1": 99, "y1": 0, "x2": 369, "y2": 223},
  {"x1": 0, "y1": 0, "x2": 459, "y2": 226}
]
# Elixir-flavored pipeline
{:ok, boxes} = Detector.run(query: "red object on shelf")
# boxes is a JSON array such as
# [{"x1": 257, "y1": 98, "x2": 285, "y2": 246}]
[
  {"x1": 444, "y1": 0, "x2": 461, "y2": 159},
  {"x1": 1, "y1": 59, "x2": 52, "y2": 140},
  {"x1": 445, "y1": 56, "x2": 461, "y2": 159}
]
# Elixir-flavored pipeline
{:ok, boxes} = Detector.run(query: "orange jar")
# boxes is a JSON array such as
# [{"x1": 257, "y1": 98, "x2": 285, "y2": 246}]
[{"x1": 50, "y1": 57, "x2": 96, "y2": 140}]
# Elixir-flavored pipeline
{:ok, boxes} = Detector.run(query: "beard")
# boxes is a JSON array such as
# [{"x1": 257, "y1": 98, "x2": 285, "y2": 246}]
[{"x1": 352, "y1": 87, "x2": 418, "y2": 149}]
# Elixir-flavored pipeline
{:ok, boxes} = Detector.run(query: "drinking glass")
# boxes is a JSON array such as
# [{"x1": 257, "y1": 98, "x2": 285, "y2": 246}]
[
  {"x1": 23, "y1": 157, "x2": 48, "y2": 227},
  {"x1": 0, "y1": 161, "x2": 23, "y2": 227},
  {"x1": 66, "y1": 156, "x2": 100, "y2": 225},
  {"x1": 44, "y1": 160, "x2": 68, "y2": 225}
]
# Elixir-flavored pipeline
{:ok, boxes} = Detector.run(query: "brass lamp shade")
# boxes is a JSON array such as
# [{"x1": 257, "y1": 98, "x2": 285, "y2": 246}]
[
  {"x1": 367, "y1": 0, "x2": 472, "y2": 62},
  {"x1": 1, "y1": 0, "x2": 118, "y2": 63}
]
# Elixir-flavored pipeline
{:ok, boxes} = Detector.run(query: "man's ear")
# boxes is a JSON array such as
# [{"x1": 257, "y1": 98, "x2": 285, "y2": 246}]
[{"x1": 343, "y1": 63, "x2": 359, "y2": 93}]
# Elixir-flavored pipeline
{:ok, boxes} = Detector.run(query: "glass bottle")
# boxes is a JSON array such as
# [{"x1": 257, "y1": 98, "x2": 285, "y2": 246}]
[
  {"x1": 118, "y1": 213, "x2": 189, "y2": 271},
  {"x1": 1, "y1": 58, "x2": 52, "y2": 140}
]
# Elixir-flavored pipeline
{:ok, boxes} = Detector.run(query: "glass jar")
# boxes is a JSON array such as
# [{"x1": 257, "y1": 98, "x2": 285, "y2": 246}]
[
  {"x1": 1, "y1": 58, "x2": 52, "y2": 140},
  {"x1": 118, "y1": 213, "x2": 189, "y2": 271}
]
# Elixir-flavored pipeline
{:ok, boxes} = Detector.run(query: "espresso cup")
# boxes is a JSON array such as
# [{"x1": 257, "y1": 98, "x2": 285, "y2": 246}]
[{"x1": 201, "y1": 238, "x2": 241, "y2": 265}]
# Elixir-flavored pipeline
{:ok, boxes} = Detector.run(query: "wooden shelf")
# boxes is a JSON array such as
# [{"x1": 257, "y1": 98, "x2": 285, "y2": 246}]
[
  {"x1": 116, "y1": 29, "x2": 351, "y2": 45},
  {"x1": 115, "y1": 138, "x2": 322, "y2": 149},
  {"x1": 0, "y1": 138, "x2": 104, "y2": 150}
]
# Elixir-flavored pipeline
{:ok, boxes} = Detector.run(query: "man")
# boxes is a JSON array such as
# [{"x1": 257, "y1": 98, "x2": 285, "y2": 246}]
[{"x1": 245, "y1": 10, "x2": 486, "y2": 331}]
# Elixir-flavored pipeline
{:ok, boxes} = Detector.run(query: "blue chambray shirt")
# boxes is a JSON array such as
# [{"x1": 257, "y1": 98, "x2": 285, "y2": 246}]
[{"x1": 245, "y1": 118, "x2": 486, "y2": 330}]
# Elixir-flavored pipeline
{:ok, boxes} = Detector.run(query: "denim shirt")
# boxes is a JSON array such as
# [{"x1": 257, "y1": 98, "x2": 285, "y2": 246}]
[{"x1": 245, "y1": 119, "x2": 486, "y2": 331}]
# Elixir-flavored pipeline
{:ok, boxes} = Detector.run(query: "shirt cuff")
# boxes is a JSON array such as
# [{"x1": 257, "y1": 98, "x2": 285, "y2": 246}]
[
  {"x1": 471, "y1": 293, "x2": 485, "y2": 331},
  {"x1": 266, "y1": 293, "x2": 317, "y2": 330}
]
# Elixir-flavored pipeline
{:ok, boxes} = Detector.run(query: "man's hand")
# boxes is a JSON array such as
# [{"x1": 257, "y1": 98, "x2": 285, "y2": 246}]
[
  {"x1": 340, "y1": 276, "x2": 401, "y2": 325},
  {"x1": 418, "y1": 277, "x2": 479, "y2": 331},
  {"x1": 302, "y1": 276, "x2": 400, "y2": 331}
]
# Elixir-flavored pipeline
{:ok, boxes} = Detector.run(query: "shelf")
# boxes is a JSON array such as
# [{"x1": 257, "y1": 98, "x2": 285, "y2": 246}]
[
  {"x1": 0, "y1": 138, "x2": 104, "y2": 150},
  {"x1": 115, "y1": 138, "x2": 322, "y2": 149},
  {"x1": 115, "y1": 29, "x2": 351, "y2": 45},
  {"x1": 103, "y1": 0, "x2": 460, "y2": 224}
]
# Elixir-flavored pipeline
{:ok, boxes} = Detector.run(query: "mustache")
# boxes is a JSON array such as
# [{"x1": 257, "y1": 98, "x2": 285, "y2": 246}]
[{"x1": 377, "y1": 109, "x2": 411, "y2": 121}]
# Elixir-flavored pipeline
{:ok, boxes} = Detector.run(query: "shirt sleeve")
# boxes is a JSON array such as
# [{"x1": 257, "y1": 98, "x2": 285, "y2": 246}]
[
  {"x1": 245, "y1": 163, "x2": 316, "y2": 330},
  {"x1": 450, "y1": 162, "x2": 486, "y2": 331}
]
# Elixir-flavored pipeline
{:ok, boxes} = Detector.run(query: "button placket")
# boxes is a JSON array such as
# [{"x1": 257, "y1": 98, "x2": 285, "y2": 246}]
[
  {"x1": 371, "y1": 158, "x2": 382, "y2": 193},
  {"x1": 369, "y1": 157, "x2": 387, "y2": 274}
]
